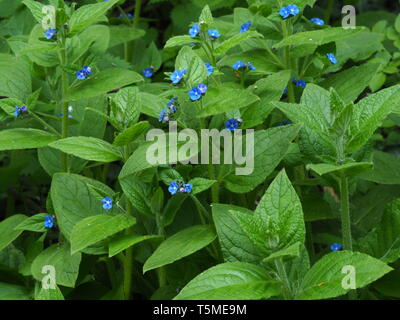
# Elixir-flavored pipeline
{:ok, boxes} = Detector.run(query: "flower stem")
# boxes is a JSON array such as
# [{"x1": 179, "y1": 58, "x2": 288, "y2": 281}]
[
  {"x1": 29, "y1": 111, "x2": 61, "y2": 137},
  {"x1": 155, "y1": 210, "x2": 167, "y2": 287},
  {"x1": 123, "y1": 200, "x2": 134, "y2": 300},
  {"x1": 324, "y1": 0, "x2": 335, "y2": 24},
  {"x1": 339, "y1": 175, "x2": 352, "y2": 251}
]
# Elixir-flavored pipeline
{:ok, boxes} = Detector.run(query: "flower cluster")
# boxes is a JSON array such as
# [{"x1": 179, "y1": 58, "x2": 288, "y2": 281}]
[
  {"x1": 44, "y1": 215, "x2": 54, "y2": 228},
  {"x1": 159, "y1": 97, "x2": 178, "y2": 122},
  {"x1": 188, "y1": 83, "x2": 207, "y2": 101},
  {"x1": 204, "y1": 62, "x2": 214, "y2": 76},
  {"x1": 45, "y1": 28, "x2": 57, "y2": 40},
  {"x1": 279, "y1": 4, "x2": 300, "y2": 19},
  {"x1": 207, "y1": 29, "x2": 220, "y2": 40},
  {"x1": 170, "y1": 69, "x2": 187, "y2": 84},
  {"x1": 310, "y1": 17, "x2": 325, "y2": 26},
  {"x1": 76, "y1": 66, "x2": 92, "y2": 80},
  {"x1": 232, "y1": 61, "x2": 256, "y2": 71},
  {"x1": 327, "y1": 53, "x2": 337, "y2": 64},
  {"x1": 168, "y1": 181, "x2": 193, "y2": 195},
  {"x1": 102, "y1": 196, "x2": 113, "y2": 210},
  {"x1": 142, "y1": 67, "x2": 154, "y2": 78},
  {"x1": 240, "y1": 21, "x2": 252, "y2": 33},
  {"x1": 330, "y1": 243, "x2": 343, "y2": 252},
  {"x1": 14, "y1": 105, "x2": 28, "y2": 117},
  {"x1": 291, "y1": 77, "x2": 307, "y2": 88},
  {"x1": 225, "y1": 118, "x2": 243, "y2": 131}
]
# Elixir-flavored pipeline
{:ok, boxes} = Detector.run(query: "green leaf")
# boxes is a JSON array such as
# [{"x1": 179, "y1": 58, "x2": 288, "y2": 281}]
[
  {"x1": 14, "y1": 213, "x2": 48, "y2": 232},
  {"x1": 174, "y1": 262, "x2": 280, "y2": 300},
  {"x1": 109, "y1": 26, "x2": 145, "y2": 48},
  {"x1": 35, "y1": 284, "x2": 64, "y2": 300},
  {"x1": 164, "y1": 35, "x2": 200, "y2": 48},
  {"x1": 274, "y1": 27, "x2": 364, "y2": 49},
  {"x1": 143, "y1": 225, "x2": 216, "y2": 273},
  {"x1": 307, "y1": 162, "x2": 373, "y2": 177},
  {"x1": 359, "y1": 151, "x2": 400, "y2": 185},
  {"x1": 22, "y1": 0, "x2": 44, "y2": 24},
  {"x1": 31, "y1": 243, "x2": 81, "y2": 288},
  {"x1": 395, "y1": 14, "x2": 400, "y2": 33},
  {"x1": 69, "y1": 0, "x2": 119, "y2": 35},
  {"x1": 66, "y1": 68, "x2": 143, "y2": 101},
  {"x1": 0, "y1": 129, "x2": 58, "y2": 151},
  {"x1": 255, "y1": 170, "x2": 305, "y2": 249},
  {"x1": 120, "y1": 177, "x2": 153, "y2": 216},
  {"x1": 297, "y1": 251, "x2": 392, "y2": 300},
  {"x1": 113, "y1": 121, "x2": 149, "y2": 147},
  {"x1": 214, "y1": 31, "x2": 263, "y2": 55},
  {"x1": 188, "y1": 177, "x2": 216, "y2": 195},
  {"x1": 262, "y1": 242, "x2": 302, "y2": 264},
  {"x1": 224, "y1": 125, "x2": 301, "y2": 193},
  {"x1": 0, "y1": 54, "x2": 31, "y2": 101},
  {"x1": 175, "y1": 46, "x2": 208, "y2": 87},
  {"x1": 0, "y1": 215, "x2": 27, "y2": 251},
  {"x1": 49, "y1": 136, "x2": 122, "y2": 163},
  {"x1": 108, "y1": 234, "x2": 162, "y2": 257},
  {"x1": 358, "y1": 198, "x2": 400, "y2": 263},
  {"x1": 198, "y1": 87, "x2": 259, "y2": 117},
  {"x1": 0, "y1": 282, "x2": 30, "y2": 300},
  {"x1": 70, "y1": 214, "x2": 136, "y2": 254},
  {"x1": 213, "y1": 204, "x2": 265, "y2": 264},
  {"x1": 198, "y1": 4, "x2": 213, "y2": 24},
  {"x1": 347, "y1": 84, "x2": 400, "y2": 152},
  {"x1": 109, "y1": 86, "x2": 141, "y2": 131}
]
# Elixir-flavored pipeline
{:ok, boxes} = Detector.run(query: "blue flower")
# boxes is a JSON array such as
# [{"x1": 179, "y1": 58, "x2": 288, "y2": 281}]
[
  {"x1": 170, "y1": 69, "x2": 186, "y2": 84},
  {"x1": 44, "y1": 215, "x2": 54, "y2": 228},
  {"x1": 45, "y1": 28, "x2": 57, "y2": 40},
  {"x1": 207, "y1": 29, "x2": 220, "y2": 40},
  {"x1": 232, "y1": 61, "x2": 246, "y2": 70},
  {"x1": 225, "y1": 118, "x2": 240, "y2": 131},
  {"x1": 295, "y1": 79, "x2": 307, "y2": 88},
  {"x1": 76, "y1": 69, "x2": 88, "y2": 80},
  {"x1": 188, "y1": 86, "x2": 203, "y2": 101},
  {"x1": 286, "y1": 4, "x2": 300, "y2": 16},
  {"x1": 168, "y1": 181, "x2": 179, "y2": 195},
  {"x1": 279, "y1": 7, "x2": 290, "y2": 19},
  {"x1": 158, "y1": 108, "x2": 168, "y2": 122},
  {"x1": 310, "y1": 17, "x2": 325, "y2": 26},
  {"x1": 167, "y1": 97, "x2": 177, "y2": 112},
  {"x1": 189, "y1": 24, "x2": 200, "y2": 38},
  {"x1": 142, "y1": 67, "x2": 154, "y2": 78},
  {"x1": 330, "y1": 243, "x2": 343, "y2": 252},
  {"x1": 83, "y1": 66, "x2": 92, "y2": 75},
  {"x1": 327, "y1": 53, "x2": 337, "y2": 64},
  {"x1": 240, "y1": 21, "x2": 252, "y2": 33},
  {"x1": 277, "y1": 120, "x2": 292, "y2": 126},
  {"x1": 182, "y1": 184, "x2": 192, "y2": 193},
  {"x1": 197, "y1": 83, "x2": 208, "y2": 94},
  {"x1": 247, "y1": 62, "x2": 256, "y2": 70},
  {"x1": 14, "y1": 105, "x2": 28, "y2": 117},
  {"x1": 118, "y1": 13, "x2": 134, "y2": 19},
  {"x1": 283, "y1": 87, "x2": 288, "y2": 95},
  {"x1": 102, "y1": 196, "x2": 113, "y2": 210},
  {"x1": 204, "y1": 62, "x2": 214, "y2": 75}
]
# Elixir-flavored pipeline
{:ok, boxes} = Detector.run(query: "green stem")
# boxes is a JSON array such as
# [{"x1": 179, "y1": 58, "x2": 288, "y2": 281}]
[
  {"x1": 29, "y1": 111, "x2": 61, "y2": 137},
  {"x1": 282, "y1": 20, "x2": 295, "y2": 103},
  {"x1": 324, "y1": 0, "x2": 335, "y2": 25},
  {"x1": 274, "y1": 258, "x2": 292, "y2": 300},
  {"x1": 339, "y1": 175, "x2": 352, "y2": 251},
  {"x1": 125, "y1": 0, "x2": 142, "y2": 63},
  {"x1": 123, "y1": 200, "x2": 134, "y2": 300},
  {"x1": 58, "y1": 41, "x2": 69, "y2": 172},
  {"x1": 155, "y1": 210, "x2": 167, "y2": 287}
]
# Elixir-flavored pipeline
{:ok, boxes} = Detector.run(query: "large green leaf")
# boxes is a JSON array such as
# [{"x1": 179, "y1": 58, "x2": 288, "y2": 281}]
[
  {"x1": 109, "y1": 86, "x2": 141, "y2": 131},
  {"x1": 214, "y1": 31, "x2": 263, "y2": 55},
  {"x1": 307, "y1": 162, "x2": 373, "y2": 177},
  {"x1": 174, "y1": 262, "x2": 280, "y2": 300},
  {"x1": 49, "y1": 137, "x2": 122, "y2": 163},
  {"x1": 119, "y1": 177, "x2": 153, "y2": 215},
  {"x1": 113, "y1": 121, "x2": 149, "y2": 147},
  {"x1": 0, "y1": 129, "x2": 57, "y2": 151},
  {"x1": 15, "y1": 213, "x2": 47, "y2": 232},
  {"x1": 67, "y1": 68, "x2": 143, "y2": 101},
  {"x1": 0, "y1": 214, "x2": 27, "y2": 251},
  {"x1": 0, "y1": 282, "x2": 30, "y2": 300},
  {"x1": 31, "y1": 243, "x2": 81, "y2": 288},
  {"x1": 108, "y1": 234, "x2": 162, "y2": 258},
  {"x1": 297, "y1": 251, "x2": 392, "y2": 300},
  {"x1": 70, "y1": 214, "x2": 136, "y2": 254},
  {"x1": 143, "y1": 225, "x2": 216, "y2": 273},
  {"x1": 175, "y1": 46, "x2": 208, "y2": 87},
  {"x1": 359, "y1": 151, "x2": 400, "y2": 185},
  {"x1": 69, "y1": 0, "x2": 118, "y2": 35}
]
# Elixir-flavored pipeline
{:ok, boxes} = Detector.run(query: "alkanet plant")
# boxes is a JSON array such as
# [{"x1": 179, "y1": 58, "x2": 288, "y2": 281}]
[{"x1": 0, "y1": 0, "x2": 400, "y2": 301}]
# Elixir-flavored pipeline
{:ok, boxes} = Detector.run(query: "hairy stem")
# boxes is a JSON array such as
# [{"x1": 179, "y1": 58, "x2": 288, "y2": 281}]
[
  {"x1": 274, "y1": 258, "x2": 292, "y2": 300},
  {"x1": 339, "y1": 175, "x2": 352, "y2": 251}
]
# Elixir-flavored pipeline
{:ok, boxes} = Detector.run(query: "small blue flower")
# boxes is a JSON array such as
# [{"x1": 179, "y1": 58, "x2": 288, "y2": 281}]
[
  {"x1": 327, "y1": 53, "x2": 337, "y2": 64},
  {"x1": 118, "y1": 13, "x2": 134, "y2": 19},
  {"x1": 330, "y1": 243, "x2": 343, "y2": 252},
  {"x1": 295, "y1": 79, "x2": 307, "y2": 88},
  {"x1": 283, "y1": 87, "x2": 288, "y2": 95},
  {"x1": 232, "y1": 61, "x2": 246, "y2": 70},
  {"x1": 247, "y1": 62, "x2": 256, "y2": 71},
  {"x1": 76, "y1": 69, "x2": 87, "y2": 80},
  {"x1": 204, "y1": 62, "x2": 214, "y2": 76},
  {"x1": 225, "y1": 118, "x2": 240, "y2": 131},
  {"x1": 167, "y1": 97, "x2": 177, "y2": 112},
  {"x1": 207, "y1": 29, "x2": 220, "y2": 40},
  {"x1": 182, "y1": 184, "x2": 192, "y2": 193},
  {"x1": 277, "y1": 120, "x2": 292, "y2": 126},
  {"x1": 83, "y1": 66, "x2": 92, "y2": 75},
  {"x1": 14, "y1": 105, "x2": 28, "y2": 117},
  {"x1": 286, "y1": 4, "x2": 300, "y2": 16},
  {"x1": 142, "y1": 67, "x2": 154, "y2": 78},
  {"x1": 240, "y1": 21, "x2": 252, "y2": 33},
  {"x1": 102, "y1": 196, "x2": 113, "y2": 210},
  {"x1": 310, "y1": 17, "x2": 325, "y2": 26},
  {"x1": 170, "y1": 69, "x2": 186, "y2": 84},
  {"x1": 158, "y1": 108, "x2": 168, "y2": 122},
  {"x1": 168, "y1": 181, "x2": 179, "y2": 195},
  {"x1": 45, "y1": 28, "x2": 57, "y2": 40},
  {"x1": 189, "y1": 24, "x2": 200, "y2": 38},
  {"x1": 197, "y1": 83, "x2": 208, "y2": 94},
  {"x1": 44, "y1": 215, "x2": 54, "y2": 229},
  {"x1": 279, "y1": 7, "x2": 290, "y2": 19},
  {"x1": 188, "y1": 86, "x2": 203, "y2": 101}
]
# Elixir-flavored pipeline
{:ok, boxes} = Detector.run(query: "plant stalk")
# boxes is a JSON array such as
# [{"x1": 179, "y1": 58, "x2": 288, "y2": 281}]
[{"x1": 339, "y1": 175, "x2": 352, "y2": 251}]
